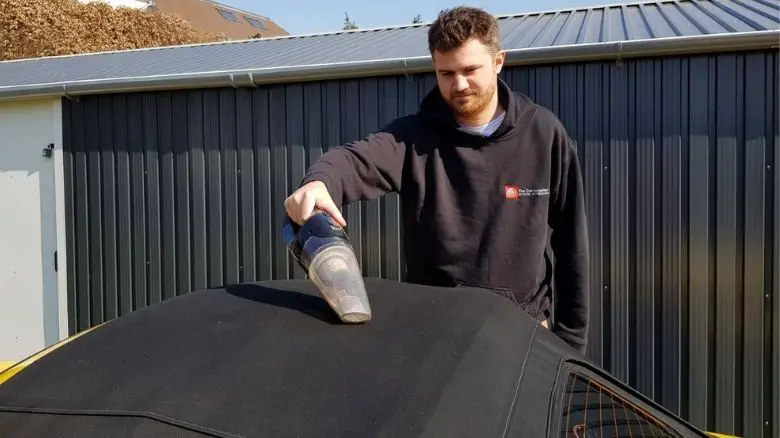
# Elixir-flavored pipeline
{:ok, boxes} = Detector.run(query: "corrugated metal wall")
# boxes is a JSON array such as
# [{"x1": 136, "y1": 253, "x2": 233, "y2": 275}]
[{"x1": 62, "y1": 50, "x2": 778, "y2": 437}]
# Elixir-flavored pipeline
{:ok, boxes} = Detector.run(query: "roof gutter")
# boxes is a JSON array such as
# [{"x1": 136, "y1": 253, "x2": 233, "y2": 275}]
[{"x1": 0, "y1": 30, "x2": 777, "y2": 102}]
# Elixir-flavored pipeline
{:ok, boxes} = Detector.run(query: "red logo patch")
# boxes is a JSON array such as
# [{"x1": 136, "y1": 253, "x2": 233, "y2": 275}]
[{"x1": 504, "y1": 185, "x2": 520, "y2": 200}]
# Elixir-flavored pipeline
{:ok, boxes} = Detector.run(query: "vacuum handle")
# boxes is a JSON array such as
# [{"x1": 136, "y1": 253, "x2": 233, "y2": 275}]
[{"x1": 283, "y1": 211, "x2": 336, "y2": 264}]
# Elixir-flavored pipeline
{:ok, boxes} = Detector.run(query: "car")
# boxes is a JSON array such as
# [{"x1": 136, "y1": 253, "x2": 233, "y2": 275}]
[{"x1": 0, "y1": 277, "x2": 736, "y2": 437}]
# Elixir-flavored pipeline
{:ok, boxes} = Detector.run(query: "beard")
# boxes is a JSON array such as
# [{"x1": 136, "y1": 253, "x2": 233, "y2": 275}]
[{"x1": 446, "y1": 82, "x2": 497, "y2": 118}]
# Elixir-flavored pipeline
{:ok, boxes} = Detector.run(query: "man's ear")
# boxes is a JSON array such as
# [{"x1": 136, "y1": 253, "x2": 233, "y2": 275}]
[{"x1": 495, "y1": 50, "x2": 506, "y2": 73}]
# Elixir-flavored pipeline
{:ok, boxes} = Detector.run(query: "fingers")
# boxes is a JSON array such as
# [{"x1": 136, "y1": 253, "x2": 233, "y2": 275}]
[
  {"x1": 283, "y1": 195, "x2": 302, "y2": 225},
  {"x1": 284, "y1": 181, "x2": 347, "y2": 228},
  {"x1": 300, "y1": 190, "x2": 317, "y2": 224},
  {"x1": 317, "y1": 199, "x2": 347, "y2": 228},
  {"x1": 283, "y1": 196, "x2": 294, "y2": 222}
]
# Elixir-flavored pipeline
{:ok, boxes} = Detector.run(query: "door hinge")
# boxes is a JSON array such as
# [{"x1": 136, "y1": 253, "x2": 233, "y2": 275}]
[{"x1": 54, "y1": 250, "x2": 58, "y2": 272}]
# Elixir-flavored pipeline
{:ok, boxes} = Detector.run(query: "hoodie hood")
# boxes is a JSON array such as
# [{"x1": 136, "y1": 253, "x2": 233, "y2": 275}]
[{"x1": 417, "y1": 76, "x2": 539, "y2": 140}]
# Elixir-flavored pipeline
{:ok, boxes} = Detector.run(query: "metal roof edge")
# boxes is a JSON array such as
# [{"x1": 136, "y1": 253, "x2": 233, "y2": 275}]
[
  {"x1": 501, "y1": 29, "x2": 780, "y2": 65},
  {"x1": 0, "y1": 30, "x2": 777, "y2": 102},
  {"x1": 1, "y1": 0, "x2": 776, "y2": 65}
]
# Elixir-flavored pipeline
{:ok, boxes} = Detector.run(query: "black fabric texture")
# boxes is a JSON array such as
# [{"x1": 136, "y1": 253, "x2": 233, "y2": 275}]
[
  {"x1": 0, "y1": 411, "x2": 216, "y2": 438},
  {"x1": 0, "y1": 278, "x2": 557, "y2": 438},
  {"x1": 505, "y1": 328, "x2": 708, "y2": 438},
  {"x1": 504, "y1": 327, "x2": 580, "y2": 438},
  {"x1": 299, "y1": 77, "x2": 590, "y2": 352}
]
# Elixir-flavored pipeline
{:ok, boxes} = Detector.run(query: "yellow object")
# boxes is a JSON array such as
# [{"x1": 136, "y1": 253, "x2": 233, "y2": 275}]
[
  {"x1": 0, "y1": 361, "x2": 15, "y2": 372},
  {"x1": 0, "y1": 324, "x2": 105, "y2": 385},
  {"x1": 706, "y1": 433, "x2": 740, "y2": 438}
]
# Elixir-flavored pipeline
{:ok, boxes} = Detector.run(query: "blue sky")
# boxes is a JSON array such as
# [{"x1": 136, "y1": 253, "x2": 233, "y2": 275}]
[{"x1": 224, "y1": 0, "x2": 624, "y2": 35}]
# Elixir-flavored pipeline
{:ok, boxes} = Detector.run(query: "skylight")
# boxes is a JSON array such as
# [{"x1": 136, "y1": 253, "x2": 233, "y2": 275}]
[
  {"x1": 217, "y1": 8, "x2": 239, "y2": 22},
  {"x1": 246, "y1": 16, "x2": 267, "y2": 30}
]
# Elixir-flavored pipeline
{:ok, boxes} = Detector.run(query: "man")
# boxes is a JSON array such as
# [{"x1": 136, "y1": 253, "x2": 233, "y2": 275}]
[{"x1": 284, "y1": 7, "x2": 590, "y2": 353}]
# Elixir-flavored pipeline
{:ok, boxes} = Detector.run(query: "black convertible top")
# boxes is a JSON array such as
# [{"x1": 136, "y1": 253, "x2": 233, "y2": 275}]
[{"x1": 0, "y1": 278, "x2": 699, "y2": 437}]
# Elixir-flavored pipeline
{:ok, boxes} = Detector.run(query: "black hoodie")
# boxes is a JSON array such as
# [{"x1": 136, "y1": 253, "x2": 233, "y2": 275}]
[{"x1": 300, "y1": 77, "x2": 590, "y2": 353}]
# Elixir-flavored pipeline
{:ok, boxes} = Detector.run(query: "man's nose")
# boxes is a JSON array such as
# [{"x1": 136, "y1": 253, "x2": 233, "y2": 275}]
[{"x1": 454, "y1": 75, "x2": 469, "y2": 91}]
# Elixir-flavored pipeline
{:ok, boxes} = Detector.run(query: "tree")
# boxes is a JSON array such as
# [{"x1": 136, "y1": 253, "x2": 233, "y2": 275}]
[
  {"x1": 412, "y1": 14, "x2": 422, "y2": 24},
  {"x1": 343, "y1": 12, "x2": 358, "y2": 30},
  {"x1": 0, "y1": 0, "x2": 225, "y2": 61}
]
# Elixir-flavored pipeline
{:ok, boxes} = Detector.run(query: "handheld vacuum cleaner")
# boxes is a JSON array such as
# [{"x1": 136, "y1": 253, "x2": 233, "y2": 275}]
[{"x1": 282, "y1": 212, "x2": 372, "y2": 323}]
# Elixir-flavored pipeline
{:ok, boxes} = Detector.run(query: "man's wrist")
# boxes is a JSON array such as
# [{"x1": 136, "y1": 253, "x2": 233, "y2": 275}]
[{"x1": 301, "y1": 173, "x2": 331, "y2": 190}]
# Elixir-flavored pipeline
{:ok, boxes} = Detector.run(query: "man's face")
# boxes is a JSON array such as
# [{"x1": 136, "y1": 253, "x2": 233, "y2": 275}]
[{"x1": 432, "y1": 38, "x2": 505, "y2": 119}]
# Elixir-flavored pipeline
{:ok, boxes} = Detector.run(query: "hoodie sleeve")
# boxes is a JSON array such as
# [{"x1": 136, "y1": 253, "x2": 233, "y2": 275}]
[
  {"x1": 548, "y1": 129, "x2": 591, "y2": 355},
  {"x1": 299, "y1": 118, "x2": 409, "y2": 207}
]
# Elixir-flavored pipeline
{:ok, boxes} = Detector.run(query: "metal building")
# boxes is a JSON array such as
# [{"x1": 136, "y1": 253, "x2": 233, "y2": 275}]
[{"x1": 0, "y1": 1, "x2": 778, "y2": 436}]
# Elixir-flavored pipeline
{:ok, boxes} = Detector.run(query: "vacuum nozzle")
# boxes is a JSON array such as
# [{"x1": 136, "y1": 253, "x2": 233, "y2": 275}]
[{"x1": 282, "y1": 212, "x2": 372, "y2": 323}]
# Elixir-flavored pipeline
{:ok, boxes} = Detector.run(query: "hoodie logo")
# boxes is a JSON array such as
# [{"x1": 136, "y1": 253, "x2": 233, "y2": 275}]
[
  {"x1": 505, "y1": 185, "x2": 520, "y2": 200},
  {"x1": 505, "y1": 185, "x2": 549, "y2": 200}
]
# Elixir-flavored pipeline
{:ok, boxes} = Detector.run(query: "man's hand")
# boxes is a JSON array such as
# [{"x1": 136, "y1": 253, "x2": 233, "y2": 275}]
[{"x1": 284, "y1": 181, "x2": 347, "y2": 227}]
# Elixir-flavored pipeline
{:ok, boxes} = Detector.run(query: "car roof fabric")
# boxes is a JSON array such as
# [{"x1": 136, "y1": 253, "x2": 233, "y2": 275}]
[{"x1": 0, "y1": 278, "x2": 581, "y2": 437}]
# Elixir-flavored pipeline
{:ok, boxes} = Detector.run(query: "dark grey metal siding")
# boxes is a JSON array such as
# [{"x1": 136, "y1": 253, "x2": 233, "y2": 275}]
[{"x1": 62, "y1": 50, "x2": 778, "y2": 438}]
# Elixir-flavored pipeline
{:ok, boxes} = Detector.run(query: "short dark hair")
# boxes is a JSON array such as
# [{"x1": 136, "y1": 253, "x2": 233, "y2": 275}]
[{"x1": 427, "y1": 6, "x2": 501, "y2": 55}]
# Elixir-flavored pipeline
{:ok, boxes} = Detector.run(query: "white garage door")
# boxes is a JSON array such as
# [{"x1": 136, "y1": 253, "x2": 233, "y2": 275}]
[{"x1": 0, "y1": 98, "x2": 68, "y2": 363}]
